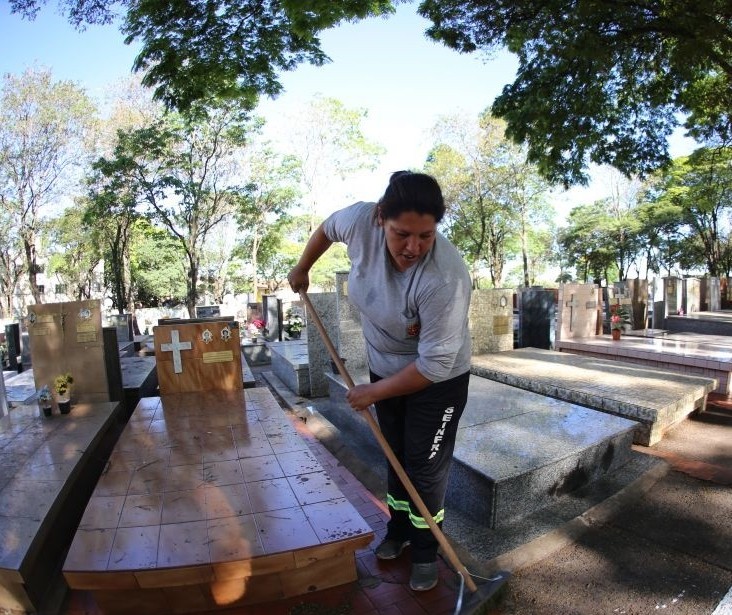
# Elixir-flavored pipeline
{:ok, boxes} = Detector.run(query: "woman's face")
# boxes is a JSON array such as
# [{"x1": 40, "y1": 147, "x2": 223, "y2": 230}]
[{"x1": 380, "y1": 210, "x2": 437, "y2": 272}]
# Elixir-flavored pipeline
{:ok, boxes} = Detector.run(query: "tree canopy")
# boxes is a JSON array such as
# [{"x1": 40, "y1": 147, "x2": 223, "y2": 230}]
[
  {"x1": 420, "y1": 0, "x2": 732, "y2": 186},
  {"x1": 10, "y1": 0, "x2": 396, "y2": 111}
]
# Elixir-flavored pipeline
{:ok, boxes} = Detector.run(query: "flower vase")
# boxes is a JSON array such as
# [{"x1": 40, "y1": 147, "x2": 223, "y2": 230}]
[
  {"x1": 611, "y1": 329, "x2": 621, "y2": 341},
  {"x1": 41, "y1": 404, "x2": 53, "y2": 418},
  {"x1": 58, "y1": 399, "x2": 71, "y2": 414}
]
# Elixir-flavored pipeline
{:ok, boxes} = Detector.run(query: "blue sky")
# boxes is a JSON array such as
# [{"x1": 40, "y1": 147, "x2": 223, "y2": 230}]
[
  {"x1": 0, "y1": 3, "x2": 694, "y2": 218},
  {"x1": 0, "y1": 3, "x2": 522, "y2": 213}
]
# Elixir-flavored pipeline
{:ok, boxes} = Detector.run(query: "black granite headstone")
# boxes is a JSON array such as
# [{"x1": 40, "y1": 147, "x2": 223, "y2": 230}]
[
  {"x1": 517, "y1": 288, "x2": 555, "y2": 349},
  {"x1": 195, "y1": 305, "x2": 221, "y2": 318},
  {"x1": 106, "y1": 313, "x2": 133, "y2": 343},
  {"x1": 4, "y1": 323, "x2": 22, "y2": 373}
]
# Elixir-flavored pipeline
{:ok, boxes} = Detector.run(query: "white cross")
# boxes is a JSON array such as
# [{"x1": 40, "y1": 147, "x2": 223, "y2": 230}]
[{"x1": 161, "y1": 329, "x2": 192, "y2": 374}]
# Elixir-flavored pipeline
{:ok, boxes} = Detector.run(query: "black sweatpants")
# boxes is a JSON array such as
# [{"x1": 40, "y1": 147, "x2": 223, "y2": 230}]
[{"x1": 371, "y1": 370, "x2": 470, "y2": 563}]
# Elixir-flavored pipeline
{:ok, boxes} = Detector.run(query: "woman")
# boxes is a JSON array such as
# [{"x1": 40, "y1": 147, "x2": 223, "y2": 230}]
[{"x1": 288, "y1": 171, "x2": 472, "y2": 592}]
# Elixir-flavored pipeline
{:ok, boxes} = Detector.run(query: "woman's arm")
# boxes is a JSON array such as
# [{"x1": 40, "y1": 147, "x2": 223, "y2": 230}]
[
  {"x1": 345, "y1": 362, "x2": 432, "y2": 412},
  {"x1": 288, "y1": 224, "x2": 333, "y2": 293}
]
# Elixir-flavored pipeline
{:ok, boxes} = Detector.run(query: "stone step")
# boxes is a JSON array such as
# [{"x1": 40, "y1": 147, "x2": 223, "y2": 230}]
[{"x1": 320, "y1": 371, "x2": 638, "y2": 529}]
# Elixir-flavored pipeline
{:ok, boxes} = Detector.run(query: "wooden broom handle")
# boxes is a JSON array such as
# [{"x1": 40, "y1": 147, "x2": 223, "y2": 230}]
[{"x1": 300, "y1": 291, "x2": 478, "y2": 593}]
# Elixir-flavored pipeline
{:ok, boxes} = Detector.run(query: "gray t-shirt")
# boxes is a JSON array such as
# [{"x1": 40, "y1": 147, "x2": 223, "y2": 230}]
[{"x1": 322, "y1": 201, "x2": 472, "y2": 382}]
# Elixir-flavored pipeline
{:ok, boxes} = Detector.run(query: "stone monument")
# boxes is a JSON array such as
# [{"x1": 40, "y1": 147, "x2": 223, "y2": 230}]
[
  {"x1": 556, "y1": 283, "x2": 599, "y2": 341},
  {"x1": 27, "y1": 299, "x2": 111, "y2": 404},
  {"x1": 470, "y1": 288, "x2": 514, "y2": 353}
]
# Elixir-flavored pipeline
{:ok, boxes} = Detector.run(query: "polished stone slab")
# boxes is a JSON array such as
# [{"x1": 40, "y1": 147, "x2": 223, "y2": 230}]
[
  {"x1": 449, "y1": 376, "x2": 637, "y2": 528},
  {"x1": 269, "y1": 340, "x2": 309, "y2": 396},
  {"x1": 472, "y1": 347, "x2": 716, "y2": 445},
  {"x1": 322, "y1": 371, "x2": 636, "y2": 528},
  {"x1": 0, "y1": 401, "x2": 123, "y2": 614}
]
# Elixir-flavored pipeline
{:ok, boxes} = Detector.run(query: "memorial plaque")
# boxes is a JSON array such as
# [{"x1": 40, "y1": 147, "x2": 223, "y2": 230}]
[
  {"x1": 492, "y1": 315, "x2": 511, "y2": 335},
  {"x1": 154, "y1": 320, "x2": 242, "y2": 394}
]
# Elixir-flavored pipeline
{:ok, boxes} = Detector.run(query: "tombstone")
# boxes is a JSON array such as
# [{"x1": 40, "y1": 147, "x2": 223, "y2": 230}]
[
  {"x1": 683, "y1": 277, "x2": 701, "y2": 314},
  {"x1": 663, "y1": 276, "x2": 683, "y2": 323},
  {"x1": 4, "y1": 322, "x2": 22, "y2": 372},
  {"x1": 607, "y1": 284, "x2": 635, "y2": 330},
  {"x1": 105, "y1": 313, "x2": 133, "y2": 343},
  {"x1": 700, "y1": 277, "x2": 721, "y2": 312},
  {"x1": 153, "y1": 319, "x2": 242, "y2": 394},
  {"x1": 306, "y1": 292, "x2": 338, "y2": 397},
  {"x1": 335, "y1": 271, "x2": 368, "y2": 374},
  {"x1": 517, "y1": 288, "x2": 556, "y2": 350},
  {"x1": 262, "y1": 294, "x2": 282, "y2": 342},
  {"x1": 0, "y1": 364, "x2": 7, "y2": 417},
  {"x1": 556, "y1": 283, "x2": 599, "y2": 341},
  {"x1": 722, "y1": 277, "x2": 732, "y2": 309},
  {"x1": 470, "y1": 288, "x2": 514, "y2": 354},
  {"x1": 195, "y1": 304, "x2": 221, "y2": 319},
  {"x1": 26, "y1": 299, "x2": 112, "y2": 404}
]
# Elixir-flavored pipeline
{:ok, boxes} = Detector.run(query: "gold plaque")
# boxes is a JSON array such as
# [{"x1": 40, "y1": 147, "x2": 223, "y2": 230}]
[
  {"x1": 493, "y1": 315, "x2": 510, "y2": 335},
  {"x1": 77, "y1": 331, "x2": 97, "y2": 343},
  {"x1": 203, "y1": 350, "x2": 234, "y2": 364}
]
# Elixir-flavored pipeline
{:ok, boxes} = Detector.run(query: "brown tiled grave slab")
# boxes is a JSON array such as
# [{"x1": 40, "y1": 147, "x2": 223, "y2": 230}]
[{"x1": 63, "y1": 387, "x2": 374, "y2": 613}]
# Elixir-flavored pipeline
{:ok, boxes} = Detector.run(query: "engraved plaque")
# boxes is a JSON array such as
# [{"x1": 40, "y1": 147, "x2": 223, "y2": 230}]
[{"x1": 493, "y1": 315, "x2": 510, "y2": 335}]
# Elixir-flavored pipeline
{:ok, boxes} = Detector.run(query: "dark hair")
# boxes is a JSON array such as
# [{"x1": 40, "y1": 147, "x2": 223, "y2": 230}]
[{"x1": 377, "y1": 171, "x2": 445, "y2": 223}]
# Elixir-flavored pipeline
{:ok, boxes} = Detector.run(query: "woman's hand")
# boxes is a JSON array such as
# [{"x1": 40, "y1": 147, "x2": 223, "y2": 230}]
[
  {"x1": 288, "y1": 265, "x2": 310, "y2": 294},
  {"x1": 346, "y1": 384, "x2": 378, "y2": 412}
]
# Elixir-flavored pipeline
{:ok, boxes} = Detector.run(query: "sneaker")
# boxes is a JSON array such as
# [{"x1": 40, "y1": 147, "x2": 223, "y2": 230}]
[
  {"x1": 409, "y1": 562, "x2": 438, "y2": 591},
  {"x1": 374, "y1": 538, "x2": 410, "y2": 560}
]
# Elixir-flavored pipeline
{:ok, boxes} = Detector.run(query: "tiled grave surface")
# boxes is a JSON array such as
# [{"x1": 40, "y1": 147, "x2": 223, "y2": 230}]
[
  {"x1": 472, "y1": 348, "x2": 716, "y2": 446},
  {"x1": 556, "y1": 330, "x2": 732, "y2": 393},
  {"x1": 0, "y1": 401, "x2": 123, "y2": 613},
  {"x1": 269, "y1": 340, "x2": 310, "y2": 395},
  {"x1": 665, "y1": 310, "x2": 732, "y2": 335},
  {"x1": 63, "y1": 387, "x2": 374, "y2": 614},
  {"x1": 449, "y1": 376, "x2": 638, "y2": 527}
]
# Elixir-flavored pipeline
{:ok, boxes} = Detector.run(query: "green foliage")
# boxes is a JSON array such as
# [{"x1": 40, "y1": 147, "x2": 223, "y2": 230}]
[
  {"x1": 641, "y1": 147, "x2": 732, "y2": 276},
  {"x1": 53, "y1": 372, "x2": 73, "y2": 397},
  {"x1": 425, "y1": 110, "x2": 552, "y2": 287},
  {"x1": 130, "y1": 220, "x2": 187, "y2": 306},
  {"x1": 420, "y1": 0, "x2": 730, "y2": 185},
  {"x1": 10, "y1": 0, "x2": 395, "y2": 111}
]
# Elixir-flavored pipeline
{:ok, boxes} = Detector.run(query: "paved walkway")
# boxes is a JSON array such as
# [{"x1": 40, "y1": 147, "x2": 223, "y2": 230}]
[{"x1": 60, "y1": 367, "x2": 732, "y2": 615}]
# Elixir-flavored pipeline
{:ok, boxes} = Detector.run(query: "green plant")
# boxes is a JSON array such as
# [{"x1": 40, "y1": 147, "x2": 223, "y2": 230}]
[
  {"x1": 610, "y1": 305, "x2": 631, "y2": 330},
  {"x1": 284, "y1": 308, "x2": 304, "y2": 334},
  {"x1": 53, "y1": 373, "x2": 74, "y2": 398}
]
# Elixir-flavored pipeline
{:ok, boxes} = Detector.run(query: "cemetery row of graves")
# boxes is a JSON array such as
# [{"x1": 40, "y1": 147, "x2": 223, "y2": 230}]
[{"x1": 0, "y1": 273, "x2": 729, "y2": 614}]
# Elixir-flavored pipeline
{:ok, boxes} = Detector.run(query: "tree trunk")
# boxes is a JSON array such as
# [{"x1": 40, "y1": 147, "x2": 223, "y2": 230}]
[{"x1": 22, "y1": 233, "x2": 42, "y2": 304}]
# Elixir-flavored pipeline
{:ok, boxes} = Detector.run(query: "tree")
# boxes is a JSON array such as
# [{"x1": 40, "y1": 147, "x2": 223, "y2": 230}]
[
  {"x1": 130, "y1": 220, "x2": 187, "y2": 307},
  {"x1": 45, "y1": 201, "x2": 103, "y2": 300},
  {"x1": 94, "y1": 101, "x2": 256, "y2": 316},
  {"x1": 287, "y1": 95, "x2": 384, "y2": 231},
  {"x1": 0, "y1": 207, "x2": 24, "y2": 318},
  {"x1": 235, "y1": 144, "x2": 300, "y2": 298},
  {"x1": 426, "y1": 110, "x2": 551, "y2": 288},
  {"x1": 559, "y1": 202, "x2": 618, "y2": 283},
  {"x1": 419, "y1": 0, "x2": 730, "y2": 185},
  {"x1": 10, "y1": 1, "x2": 396, "y2": 111},
  {"x1": 642, "y1": 147, "x2": 732, "y2": 277},
  {"x1": 0, "y1": 68, "x2": 96, "y2": 304}
]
